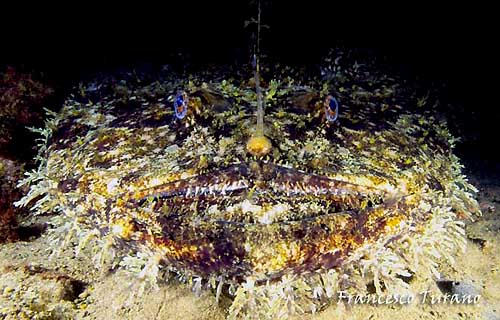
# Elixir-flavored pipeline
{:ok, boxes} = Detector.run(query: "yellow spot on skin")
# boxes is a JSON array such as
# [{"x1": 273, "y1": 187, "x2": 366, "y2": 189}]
[
  {"x1": 246, "y1": 135, "x2": 272, "y2": 156},
  {"x1": 250, "y1": 241, "x2": 304, "y2": 273},
  {"x1": 385, "y1": 216, "x2": 402, "y2": 230},
  {"x1": 310, "y1": 157, "x2": 326, "y2": 168},
  {"x1": 111, "y1": 219, "x2": 135, "y2": 239},
  {"x1": 360, "y1": 199, "x2": 368, "y2": 210},
  {"x1": 157, "y1": 242, "x2": 198, "y2": 260}
]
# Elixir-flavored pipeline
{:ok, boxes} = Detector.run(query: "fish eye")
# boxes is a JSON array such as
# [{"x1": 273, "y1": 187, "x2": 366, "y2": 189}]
[
  {"x1": 173, "y1": 91, "x2": 188, "y2": 119},
  {"x1": 324, "y1": 95, "x2": 339, "y2": 122}
]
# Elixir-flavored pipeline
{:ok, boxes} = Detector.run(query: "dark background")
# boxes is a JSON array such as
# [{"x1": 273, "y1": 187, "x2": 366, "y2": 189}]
[{"x1": 1, "y1": 1, "x2": 499, "y2": 167}]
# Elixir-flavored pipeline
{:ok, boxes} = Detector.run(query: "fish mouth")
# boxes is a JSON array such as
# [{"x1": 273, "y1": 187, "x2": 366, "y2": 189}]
[
  {"x1": 134, "y1": 161, "x2": 388, "y2": 225},
  {"x1": 130, "y1": 161, "x2": 400, "y2": 281}
]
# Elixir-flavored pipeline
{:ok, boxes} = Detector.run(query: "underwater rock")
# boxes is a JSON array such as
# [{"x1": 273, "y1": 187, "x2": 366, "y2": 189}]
[
  {"x1": 0, "y1": 66, "x2": 54, "y2": 160},
  {"x1": 15, "y1": 57, "x2": 481, "y2": 318},
  {"x1": 436, "y1": 279, "x2": 481, "y2": 297},
  {"x1": 467, "y1": 218, "x2": 500, "y2": 249},
  {"x1": 451, "y1": 281, "x2": 481, "y2": 297},
  {"x1": 0, "y1": 158, "x2": 25, "y2": 243},
  {"x1": 0, "y1": 264, "x2": 86, "y2": 319},
  {"x1": 0, "y1": 66, "x2": 56, "y2": 244}
]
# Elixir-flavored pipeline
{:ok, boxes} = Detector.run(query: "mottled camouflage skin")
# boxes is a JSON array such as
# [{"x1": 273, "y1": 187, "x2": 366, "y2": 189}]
[{"x1": 18, "y1": 59, "x2": 479, "y2": 311}]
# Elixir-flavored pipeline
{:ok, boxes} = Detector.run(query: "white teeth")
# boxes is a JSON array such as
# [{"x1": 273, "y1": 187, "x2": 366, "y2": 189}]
[
  {"x1": 298, "y1": 183, "x2": 306, "y2": 194},
  {"x1": 186, "y1": 187, "x2": 192, "y2": 197},
  {"x1": 301, "y1": 184, "x2": 307, "y2": 194},
  {"x1": 226, "y1": 181, "x2": 240, "y2": 191},
  {"x1": 194, "y1": 186, "x2": 200, "y2": 196},
  {"x1": 237, "y1": 181, "x2": 245, "y2": 188},
  {"x1": 293, "y1": 185, "x2": 300, "y2": 194},
  {"x1": 217, "y1": 183, "x2": 225, "y2": 194}
]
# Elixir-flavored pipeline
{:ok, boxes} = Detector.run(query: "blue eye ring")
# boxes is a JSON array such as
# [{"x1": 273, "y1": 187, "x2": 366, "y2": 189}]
[
  {"x1": 174, "y1": 91, "x2": 189, "y2": 119},
  {"x1": 324, "y1": 95, "x2": 339, "y2": 122}
]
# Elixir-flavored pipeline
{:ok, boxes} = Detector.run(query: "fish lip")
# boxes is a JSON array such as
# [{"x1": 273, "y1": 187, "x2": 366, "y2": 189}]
[{"x1": 133, "y1": 160, "x2": 389, "y2": 225}]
